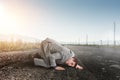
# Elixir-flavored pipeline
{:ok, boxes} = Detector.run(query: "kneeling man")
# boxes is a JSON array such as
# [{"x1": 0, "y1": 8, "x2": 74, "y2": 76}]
[{"x1": 34, "y1": 38, "x2": 83, "y2": 70}]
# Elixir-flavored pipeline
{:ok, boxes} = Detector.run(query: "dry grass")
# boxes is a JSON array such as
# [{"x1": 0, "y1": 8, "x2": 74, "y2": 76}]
[{"x1": 0, "y1": 40, "x2": 40, "y2": 52}]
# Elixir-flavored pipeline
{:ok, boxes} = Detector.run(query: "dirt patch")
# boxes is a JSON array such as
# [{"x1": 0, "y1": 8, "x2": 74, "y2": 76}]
[{"x1": 0, "y1": 61, "x2": 96, "y2": 80}]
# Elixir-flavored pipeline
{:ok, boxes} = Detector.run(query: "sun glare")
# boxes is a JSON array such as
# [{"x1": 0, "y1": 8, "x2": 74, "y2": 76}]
[{"x1": 0, "y1": 4, "x2": 18, "y2": 34}]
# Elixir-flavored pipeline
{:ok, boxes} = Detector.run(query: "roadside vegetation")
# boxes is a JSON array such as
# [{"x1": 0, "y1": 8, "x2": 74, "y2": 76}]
[{"x1": 0, "y1": 40, "x2": 40, "y2": 52}]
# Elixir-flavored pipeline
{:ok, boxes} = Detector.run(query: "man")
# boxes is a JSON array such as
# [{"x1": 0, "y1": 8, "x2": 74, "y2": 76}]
[{"x1": 34, "y1": 38, "x2": 83, "y2": 70}]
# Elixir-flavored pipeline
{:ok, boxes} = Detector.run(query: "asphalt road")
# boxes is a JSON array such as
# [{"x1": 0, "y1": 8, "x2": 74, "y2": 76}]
[{"x1": 0, "y1": 45, "x2": 120, "y2": 80}]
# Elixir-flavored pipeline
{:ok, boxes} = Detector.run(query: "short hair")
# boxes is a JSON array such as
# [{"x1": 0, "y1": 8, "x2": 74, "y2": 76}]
[{"x1": 72, "y1": 57, "x2": 78, "y2": 68}]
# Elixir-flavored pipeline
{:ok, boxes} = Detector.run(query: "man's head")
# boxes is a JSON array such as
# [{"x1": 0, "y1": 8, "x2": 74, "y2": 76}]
[{"x1": 65, "y1": 57, "x2": 78, "y2": 67}]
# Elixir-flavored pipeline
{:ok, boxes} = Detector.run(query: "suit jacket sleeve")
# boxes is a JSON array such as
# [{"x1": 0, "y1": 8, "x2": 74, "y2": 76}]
[{"x1": 49, "y1": 52, "x2": 62, "y2": 67}]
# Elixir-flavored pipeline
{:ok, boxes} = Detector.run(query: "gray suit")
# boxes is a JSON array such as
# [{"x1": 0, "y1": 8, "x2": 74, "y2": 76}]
[{"x1": 34, "y1": 38, "x2": 75, "y2": 68}]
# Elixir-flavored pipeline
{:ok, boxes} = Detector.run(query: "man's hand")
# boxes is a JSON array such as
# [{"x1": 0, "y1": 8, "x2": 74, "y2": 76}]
[
  {"x1": 75, "y1": 64, "x2": 83, "y2": 70},
  {"x1": 55, "y1": 66, "x2": 65, "y2": 70}
]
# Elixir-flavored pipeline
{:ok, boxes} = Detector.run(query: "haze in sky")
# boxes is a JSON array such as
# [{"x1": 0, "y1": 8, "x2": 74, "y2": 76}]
[{"x1": 0, "y1": 0, "x2": 120, "y2": 43}]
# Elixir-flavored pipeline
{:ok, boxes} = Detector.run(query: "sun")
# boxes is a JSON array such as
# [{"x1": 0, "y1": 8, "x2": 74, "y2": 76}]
[{"x1": 0, "y1": 4, "x2": 18, "y2": 34}]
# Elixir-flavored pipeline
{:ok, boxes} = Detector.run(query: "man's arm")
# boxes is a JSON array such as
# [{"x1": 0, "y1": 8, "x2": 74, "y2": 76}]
[
  {"x1": 49, "y1": 53, "x2": 65, "y2": 70},
  {"x1": 49, "y1": 52, "x2": 62, "y2": 67},
  {"x1": 49, "y1": 54, "x2": 57, "y2": 67},
  {"x1": 34, "y1": 58, "x2": 49, "y2": 68}
]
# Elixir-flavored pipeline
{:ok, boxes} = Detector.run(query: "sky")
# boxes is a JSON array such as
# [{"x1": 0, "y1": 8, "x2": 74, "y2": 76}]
[{"x1": 0, "y1": 0, "x2": 120, "y2": 43}]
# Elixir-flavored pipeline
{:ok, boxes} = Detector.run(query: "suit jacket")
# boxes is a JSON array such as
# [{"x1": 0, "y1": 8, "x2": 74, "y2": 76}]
[{"x1": 38, "y1": 38, "x2": 75, "y2": 67}]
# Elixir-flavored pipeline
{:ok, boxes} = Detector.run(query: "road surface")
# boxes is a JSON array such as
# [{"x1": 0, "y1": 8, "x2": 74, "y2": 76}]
[{"x1": 0, "y1": 45, "x2": 120, "y2": 80}]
